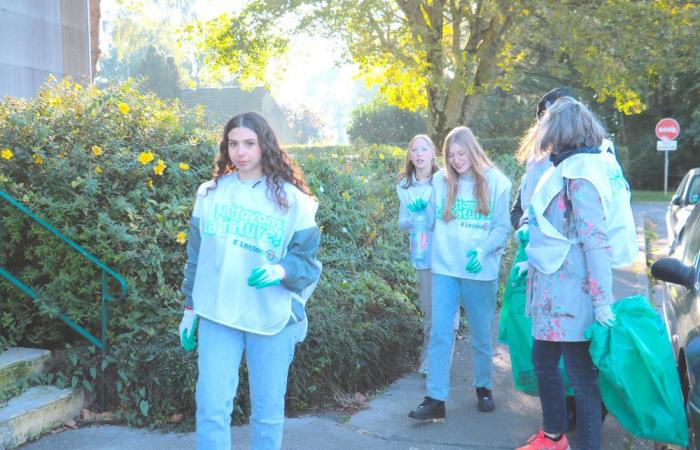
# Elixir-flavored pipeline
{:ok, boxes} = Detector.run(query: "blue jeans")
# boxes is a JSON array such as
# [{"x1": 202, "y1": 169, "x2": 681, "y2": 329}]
[
  {"x1": 196, "y1": 318, "x2": 297, "y2": 450},
  {"x1": 427, "y1": 274, "x2": 497, "y2": 401},
  {"x1": 533, "y1": 339, "x2": 601, "y2": 449}
]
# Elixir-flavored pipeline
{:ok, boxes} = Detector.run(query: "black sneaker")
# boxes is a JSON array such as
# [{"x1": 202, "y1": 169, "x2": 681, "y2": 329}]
[
  {"x1": 408, "y1": 396, "x2": 445, "y2": 421},
  {"x1": 476, "y1": 387, "x2": 495, "y2": 412}
]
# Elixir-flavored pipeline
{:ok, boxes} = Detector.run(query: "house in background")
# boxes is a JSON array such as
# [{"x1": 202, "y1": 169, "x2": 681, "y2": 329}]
[
  {"x1": 180, "y1": 86, "x2": 297, "y2": 145},
  {"x1": 0, "y1": 0, "x2": 99, "y2": 99}
]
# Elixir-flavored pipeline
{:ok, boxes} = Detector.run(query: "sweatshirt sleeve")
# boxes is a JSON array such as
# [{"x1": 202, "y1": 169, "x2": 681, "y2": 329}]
[
  {"x1": 569, "y1": 178, "x2": 613, "y2": 307},
  {"x1": 478, "y1": 180, "x2": 511, "y2": 254},
  {"x1": 181, "y1": 217, "x2": 201, "y2": 308},
  {"x1": 278, "y1": 226, "x2": 322, "y2": 295}
]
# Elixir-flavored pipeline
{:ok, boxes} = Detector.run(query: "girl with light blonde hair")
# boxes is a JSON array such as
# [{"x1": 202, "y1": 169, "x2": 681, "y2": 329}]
[{"x1": 409, "y1": 126, "x2": 512, "y2": 421}]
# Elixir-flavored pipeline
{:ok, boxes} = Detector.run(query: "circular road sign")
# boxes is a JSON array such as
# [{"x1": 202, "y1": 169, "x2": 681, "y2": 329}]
[{"x1": 656, "y1": 118, "x2": 680, "y2": 141}]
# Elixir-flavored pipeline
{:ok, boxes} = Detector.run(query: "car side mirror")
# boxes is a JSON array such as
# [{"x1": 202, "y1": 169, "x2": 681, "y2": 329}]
[
  {"x1": 651, "y1": 257, "x2": 696, "y2": 289},
  {"x1": 672, "y1": 195, "x2": 683, "y2": 206}
]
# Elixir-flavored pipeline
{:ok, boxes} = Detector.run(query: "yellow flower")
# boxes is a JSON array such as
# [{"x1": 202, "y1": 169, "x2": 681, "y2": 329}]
[
  {"x1": 59, "y1": 152, "x2": 66, "y2": 159},
  {"x1": 118, "y1": 102, "x2": 130, "y2": 115},
  {"x1": 176, "y1": 232, "x2": 187, "y2": 245},
  {"x1": 153, "y1": 159, "x2": 166, "y2": 176},
  {"x1": 95, "y1": 165, "x2": 103, "y2": 174},
  {"x1": 378, "y1": 153, "x2": 385, "y2": 160},
  {"x1": 91, "y1": 145, "x2": 103, "y2": 156},
  {"x1": 138, "y1": 151, "x2": 154, "y2": 165},
  {"x1": 178, "y1": 162, "x2": 190, "y2": 171},
  {"x1": 341, "y1": 191, "x2": 351, "y2": 202},
  {"x1": 48, "y1": 97, "x2": 62, "y2": 107},
  {"x1": 33, "y1": 154, "x2": 44, "y2": 165},
  {"x1": 1, "y1": 148, "x2": 13, "y2": 160},
  {"x1": 147, "y1": 178, "x2": 154, "y2": 188}
]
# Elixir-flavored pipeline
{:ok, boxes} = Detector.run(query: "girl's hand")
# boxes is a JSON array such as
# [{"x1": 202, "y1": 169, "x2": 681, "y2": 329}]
[
  {"x1": 407, "y1": 198, "x2": 428, "y2": 213},
  {"x1": 179, "y1": 308, "x2": 198, "y2": 352},
  {"x1": 247, "y1": 264, "x2": 286, "y2": 289},
  {"x1": 594, "y1": 304, "x2": 616, "y2": 327},
  {"x1": 514, "y1": 224, "x2": 529, "y2": 244},
  {"x1": 514, "y1": 261, "x2": 528, "y2": 278},
  {"x1": 465, "y1": 248, "x2": 484, "y2": 274}
]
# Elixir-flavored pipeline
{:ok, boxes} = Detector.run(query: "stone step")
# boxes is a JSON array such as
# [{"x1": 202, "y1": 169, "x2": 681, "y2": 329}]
[
  {"x1": 0, "y1": 385, "x2": 85, "y2": 449},
  {"x1": 0, "y1": 348, "x2": 51, "y2": 391}
]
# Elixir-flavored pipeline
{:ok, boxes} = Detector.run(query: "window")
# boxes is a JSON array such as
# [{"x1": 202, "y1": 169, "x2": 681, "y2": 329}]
[{"x1": 687, "y1": 175, "x2": 700, "y2": 205}]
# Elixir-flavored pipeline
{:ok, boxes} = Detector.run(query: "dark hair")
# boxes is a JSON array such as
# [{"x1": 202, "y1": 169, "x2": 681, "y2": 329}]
[
  {"x1": 398, "y1": 134, "x2": 439, "y2": 188},
  {"x1": 536, "y1": 87, "x2": 573, "y2": 119},
  {"x1": 212, "y1": 112, "x2": 309, "y2": 211}
]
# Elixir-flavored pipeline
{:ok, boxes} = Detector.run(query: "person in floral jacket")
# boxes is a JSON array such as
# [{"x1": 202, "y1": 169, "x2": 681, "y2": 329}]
[{"x1": 516, "y1": 97, "x2": 621, "y2": 450}]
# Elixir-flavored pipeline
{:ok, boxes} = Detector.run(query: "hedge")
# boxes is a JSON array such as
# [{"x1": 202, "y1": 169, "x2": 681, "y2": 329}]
[{"x1": 0, "y1": 79, "x2": 422, "y2": 426}]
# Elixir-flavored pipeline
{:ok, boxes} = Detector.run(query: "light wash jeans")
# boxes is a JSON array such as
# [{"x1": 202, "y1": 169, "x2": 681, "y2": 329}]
[
  {"x1": 196, "y1": 318, "x2": 297, "y2": 450},
  {"x1": 427, "y1": 274, "x2": 497, "y2": 401},
  {"x1": 418, "y1": 269, "x2": 460, "y2": 374}
]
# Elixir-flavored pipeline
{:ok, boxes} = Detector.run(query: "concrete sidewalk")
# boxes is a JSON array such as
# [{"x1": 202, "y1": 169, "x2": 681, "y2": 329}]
[{"x1": 21, "y1": 205, "x2": 659, "y2": 450}]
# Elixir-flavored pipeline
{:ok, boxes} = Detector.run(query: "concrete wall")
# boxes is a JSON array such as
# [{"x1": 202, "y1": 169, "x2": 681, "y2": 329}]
[{"x1": 0, "y1": 0, "x2": 90, "y2": 99}]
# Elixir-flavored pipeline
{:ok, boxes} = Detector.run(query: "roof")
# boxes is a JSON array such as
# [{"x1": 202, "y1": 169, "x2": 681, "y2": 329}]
[{"x1": 179, "y1": 86, "x2": 269, "y2": 125}]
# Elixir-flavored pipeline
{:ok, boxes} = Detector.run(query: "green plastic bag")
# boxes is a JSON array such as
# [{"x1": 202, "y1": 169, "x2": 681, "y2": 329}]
[
  {"x1": 499, "y1": 242, "x2": 539, "y2": 395},
  {"x1": 500, "y1": 242, "x2": 573, "y2": 396},
  {"x1": 587, "y1": 295, "x2": 688, "y2": 447}
]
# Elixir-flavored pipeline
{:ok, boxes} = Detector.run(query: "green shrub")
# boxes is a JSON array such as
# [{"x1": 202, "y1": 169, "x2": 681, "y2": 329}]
[
  {"x1": 347, "y1": 99, "x2": 428, "y2": 146},
  {"x1": 0, "y1": 80, "x2": 421, "y2": 427}
]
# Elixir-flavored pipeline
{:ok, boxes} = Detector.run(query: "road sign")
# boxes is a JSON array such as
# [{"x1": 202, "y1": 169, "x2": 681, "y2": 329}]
[
  {"x1": 656, "y1": 118, "x2": 680, "y2": 141},
  {"x1": 657, "y1": 140, "x2": 678, "y2": 151}
]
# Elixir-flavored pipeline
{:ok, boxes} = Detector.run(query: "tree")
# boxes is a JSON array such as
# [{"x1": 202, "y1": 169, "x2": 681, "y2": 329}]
[
  {"x1": 137, "y1": 46, "x2": 181, "y2": 100},
  {"x1": 189, "y1": 1, "x2": 698, "y2": 156},
  {"x1": 281, "y1": 104, "x2": 329, "y2": 144},
  {"x1": 347, "y1": 99, "x2": 427, "y2": 145},
  {"x1": 190, "y1": 0, "x2": 527, "y2": 146}
]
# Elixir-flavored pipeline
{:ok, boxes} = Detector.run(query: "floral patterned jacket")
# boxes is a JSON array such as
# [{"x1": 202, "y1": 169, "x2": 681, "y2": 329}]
[{"x1": 526, "y1": 177, "x2": 613, "y2": 342}]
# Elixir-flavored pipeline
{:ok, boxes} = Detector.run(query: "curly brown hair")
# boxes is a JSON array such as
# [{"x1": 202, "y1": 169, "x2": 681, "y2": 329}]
[{"x1": 211, "y1": 112, "x2": 309, "y2": 211}]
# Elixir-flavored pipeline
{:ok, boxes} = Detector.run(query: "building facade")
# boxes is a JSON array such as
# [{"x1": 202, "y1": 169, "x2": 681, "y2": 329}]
[{"x1": 0, "y1": 0, "x2": 95, "y2": 99}]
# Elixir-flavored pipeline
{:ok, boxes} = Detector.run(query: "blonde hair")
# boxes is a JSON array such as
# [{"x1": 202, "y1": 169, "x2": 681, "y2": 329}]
[
  {"x1": 536, "y1": 97, "x2": 606, "y2": 155},
  {"x1": 398, "y1": 134, "x2": 439, "y2": 188},
  {"x1": 516, "y1": 122, "x2": 547, "y2": 164},
  {"x1": 442, "y1": 127, "x2": 495, "y2": 220}
]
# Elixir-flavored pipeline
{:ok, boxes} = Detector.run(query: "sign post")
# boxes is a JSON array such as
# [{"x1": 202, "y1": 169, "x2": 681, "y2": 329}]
[{"x1": 656, "y1": 118, "x2": 680, "y2": 195}]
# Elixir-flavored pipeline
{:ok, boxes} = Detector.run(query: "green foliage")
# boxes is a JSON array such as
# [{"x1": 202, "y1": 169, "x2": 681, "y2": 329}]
[
  {"x1": 347, "y1": 99, "x2": 428, "y2": 146},
  {"x1": 0, "y1": 81, "x2": 421, "y2": 426},
  {"x1": 0, "y1": 77, "x2": 215, "y2": 349},
  {"x1": 281, "y1": 105, "x2": 328, "y2": 145},
  {"x1": 138, "y1": 46, "x2": 181, "y2": 100}
]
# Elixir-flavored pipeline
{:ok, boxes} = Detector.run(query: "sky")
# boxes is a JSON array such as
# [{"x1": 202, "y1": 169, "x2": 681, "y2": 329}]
[{"x1": 99, "y1": 0, "x2": 368, "y2": 143}]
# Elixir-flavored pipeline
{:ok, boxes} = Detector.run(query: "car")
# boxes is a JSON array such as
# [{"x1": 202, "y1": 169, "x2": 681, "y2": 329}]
[
  {"x1": 651, "y1": 204, "x2": 700, "y2": 449},
  {"x1": 667, "y1": 168, "x2": 700, "y2": 253}
]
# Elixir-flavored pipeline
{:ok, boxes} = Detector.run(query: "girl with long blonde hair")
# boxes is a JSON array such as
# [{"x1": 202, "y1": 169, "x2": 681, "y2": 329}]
[{"x1": 409, "y1": 126, "x2": 512, "y2": 421}]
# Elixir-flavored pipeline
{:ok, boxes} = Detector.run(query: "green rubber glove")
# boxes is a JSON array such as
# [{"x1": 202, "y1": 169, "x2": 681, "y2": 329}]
[
  {"x1": 247, "y1": 264, "x2": 286, "y2": 289},
  {"x1": 407, "y1": 198, "x2": 428, "y2": 213},
  {"x1": 515, "y1": 224, "x2": 529, "y2": 244},
  {"x1": 179, "y1": 309, "x2": 198, "y2": 352},
  {"x1": 465, "y1": 248, "x2": 484, "y2": 274}
]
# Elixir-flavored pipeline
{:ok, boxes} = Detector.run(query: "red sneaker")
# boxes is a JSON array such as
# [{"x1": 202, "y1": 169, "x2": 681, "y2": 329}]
[{"x1": 516, "y1": 428, "x2": 570, "y2": 450}]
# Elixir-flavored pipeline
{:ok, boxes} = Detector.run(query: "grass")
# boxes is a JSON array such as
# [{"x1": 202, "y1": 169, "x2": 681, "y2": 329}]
[{"x1": 631, "y1": 190, "x2": 673, "y2": 202}]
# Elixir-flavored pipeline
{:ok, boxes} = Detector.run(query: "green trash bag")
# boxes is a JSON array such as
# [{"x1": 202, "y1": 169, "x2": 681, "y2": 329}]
[
  {"x1": 499, "y1": 241, "x2": 539, "y2": 395},
  {"x1": 499, "y1": 241, "x2": 572, "y2": 396},
  {"x1": 586, "y1": 294, "x2": 688, "y2": 447}
]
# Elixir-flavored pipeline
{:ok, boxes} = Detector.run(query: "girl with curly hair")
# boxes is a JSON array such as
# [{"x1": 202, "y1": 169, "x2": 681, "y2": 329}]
[{"x1": 179, "y1": 112, "x2": 322, "y2": 449}]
